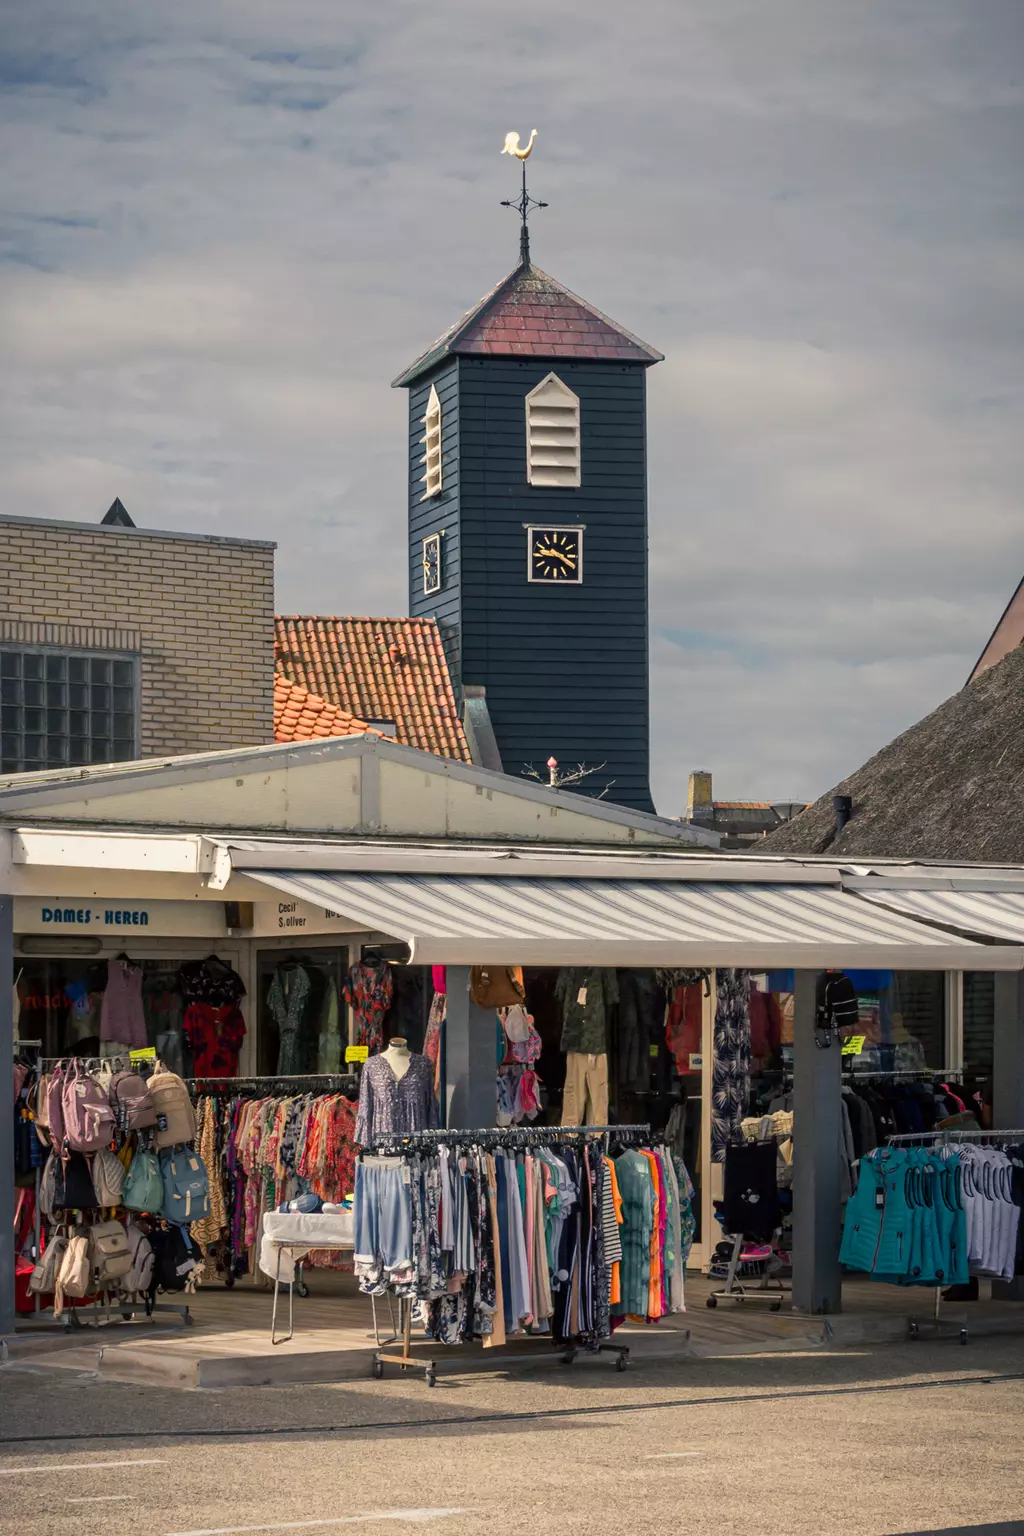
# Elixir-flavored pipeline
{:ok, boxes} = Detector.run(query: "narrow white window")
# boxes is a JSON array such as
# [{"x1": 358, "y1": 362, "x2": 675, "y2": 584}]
[
  {"x1": 420, "y1": 384, "x2": 442, "y2": 499},
  {"x1": 526, "y1": 372, "x2": 580, "y2": 488}
]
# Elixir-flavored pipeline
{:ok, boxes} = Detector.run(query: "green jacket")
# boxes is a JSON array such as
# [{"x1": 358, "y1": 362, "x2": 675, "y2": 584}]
[{"x1": 556, "y1": 967, "x2": 619, "y2": 1054}]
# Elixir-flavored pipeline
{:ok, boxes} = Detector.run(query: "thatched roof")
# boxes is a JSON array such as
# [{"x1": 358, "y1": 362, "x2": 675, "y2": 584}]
[{"x1": 763, "y1": 640, "x2": 1024, "y2": 861}]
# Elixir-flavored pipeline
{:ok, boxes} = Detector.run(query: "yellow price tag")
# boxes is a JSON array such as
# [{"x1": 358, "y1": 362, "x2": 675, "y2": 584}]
[
  {"x1": 841, "y1": 1034, "x2": 866, "y2": 1056},
  {"x1": 130, "y1": 1046, "x2": 157, "y2": 1064},
  {"x1": 345, "y1": 1045, "x2": 369, "y2": 1064}
]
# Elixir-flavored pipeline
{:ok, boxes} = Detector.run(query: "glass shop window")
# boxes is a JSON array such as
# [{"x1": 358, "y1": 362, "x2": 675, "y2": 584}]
[
  {"x1": 257, "y1": 948, "x2": 350, "y2": 1076},
  {"x1": 13, "y1": 955, "x2": 195, "y2": 1073},
  {"x1": 840, "y1": 970, "x2": 946, "y2": 1071},
  {"x1": 962, "y1": 972, "x2": 994, "y2": 1078}
]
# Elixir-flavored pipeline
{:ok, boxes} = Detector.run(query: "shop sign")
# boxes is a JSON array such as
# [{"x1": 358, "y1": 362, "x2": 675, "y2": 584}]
[
  {"x1": 841, "y1": 1034, "x2": 867, "y2": 1056},
  {"x1": 252, "y1": 899, "x2": 361, "y2": 937},
  {"x1": 688, "y1": 1052, "x2": 703, "y2": 1070},
  {"x1": 130, "y1": 1047, "x2": 157, "y2": 1065},
  {"x1": 14, "y1": 898, "x2": 227, "y2": 938},
  {"x1": 345, "y1": 1045, "x2": 369, "y2": 1064}
]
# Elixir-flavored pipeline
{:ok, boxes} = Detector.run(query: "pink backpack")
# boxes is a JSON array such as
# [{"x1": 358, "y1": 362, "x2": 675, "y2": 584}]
[{"x1": 62, "y1": 1060, "x2": 116, "y2": 1153}]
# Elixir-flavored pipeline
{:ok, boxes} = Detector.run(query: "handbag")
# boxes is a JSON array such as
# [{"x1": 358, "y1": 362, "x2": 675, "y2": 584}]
[{"x1": 470, "y1": 966, "x2": 525, "y2": 1009}]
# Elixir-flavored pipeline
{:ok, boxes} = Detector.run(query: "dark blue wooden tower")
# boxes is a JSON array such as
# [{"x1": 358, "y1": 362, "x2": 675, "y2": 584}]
[{"x1": 394, "y1": 245, "x2": 662, "y2": 813}]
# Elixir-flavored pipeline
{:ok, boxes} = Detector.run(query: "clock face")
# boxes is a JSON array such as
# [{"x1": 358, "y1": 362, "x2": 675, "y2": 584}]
[
  {"x1": 527, "y1": 526, "x2": 583, "y2": 584},
  {"x1": 422, "y1": 534, "x2": 441, "y2": 595}
]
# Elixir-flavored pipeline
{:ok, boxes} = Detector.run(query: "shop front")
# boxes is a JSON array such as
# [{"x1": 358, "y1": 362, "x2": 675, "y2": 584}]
[{"x1": 4, "y1": 736, "x2": 1024, "y2": 1340}]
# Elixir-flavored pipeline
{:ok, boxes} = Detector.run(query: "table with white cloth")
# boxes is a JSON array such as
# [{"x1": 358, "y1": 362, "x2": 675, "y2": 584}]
[{"x1": 259, "y1": 1209, "x2": 354, "y2": 1344}]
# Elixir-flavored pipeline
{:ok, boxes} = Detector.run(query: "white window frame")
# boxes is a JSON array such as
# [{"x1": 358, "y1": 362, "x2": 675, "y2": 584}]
[
  {"x1": 420, "y1": 384, "x2": 443, "y2": 499},
  {"x1": 525, "y1": 372, "x2": 581, "y2": 488}
]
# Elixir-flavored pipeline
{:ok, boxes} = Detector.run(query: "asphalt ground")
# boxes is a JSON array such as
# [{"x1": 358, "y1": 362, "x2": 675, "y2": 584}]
[{"x1": 1, "y1": 1335, "x2": 1023, "y2": 1536}]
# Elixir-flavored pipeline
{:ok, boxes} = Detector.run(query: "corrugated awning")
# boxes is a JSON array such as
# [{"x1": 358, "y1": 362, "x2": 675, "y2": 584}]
[
  {"x1": 855, "y1": 887, "x2": 1024, "y2": 944},
  {"x1": 247, "y1": 871, "x2": 1023, "y2": 970}
]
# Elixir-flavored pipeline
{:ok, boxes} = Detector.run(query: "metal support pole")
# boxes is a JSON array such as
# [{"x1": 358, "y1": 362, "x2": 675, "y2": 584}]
[
  {"x1": 0, "y1": 895, "x2": 15, "y2": 1339},
  {"x1": 443, "y1": 965, "x2": 496, "y2": 1129},
  {"x1": 993, "y1": 972, "x2": 1024, "y2": 1129},
  {"x1": 792, "y1": 969, "x2": 843, "y2": 1313}
]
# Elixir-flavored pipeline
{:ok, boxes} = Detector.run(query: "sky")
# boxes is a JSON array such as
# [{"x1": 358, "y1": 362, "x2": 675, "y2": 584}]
[{"x1": 2, "y1": 1, "x2": 1022, "y2": 815}]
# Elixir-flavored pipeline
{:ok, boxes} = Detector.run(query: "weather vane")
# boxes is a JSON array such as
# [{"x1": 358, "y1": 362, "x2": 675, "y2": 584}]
[{"x1": 501, "y1": 130, "x2": 546, "y2": 265}]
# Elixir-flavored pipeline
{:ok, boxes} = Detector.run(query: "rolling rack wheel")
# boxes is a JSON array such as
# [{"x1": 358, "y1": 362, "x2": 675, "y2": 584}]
[
  {"x1": 425, "y1": 1369, "x2": 437, "y2": 1388},
  {"x1": 296, "y1": 1281, "x2": 310, "y2": 1299},
  {"x1": 706, "y1": 1295, "x2": 717, "y2": 1308},
  {"x1": 372, "y1": 1359, "x2": 384, "y2": 1380},
  {"x1": 908, "y1": 1321, "x2": 920, "y2": 1340},
  {"x1": 615, "y1": 1353, "x2": 628, "y2": 1372},
  {"x1": 960, "y1": 1327, "x2": 969, "y2": 1345},
  {"x1": 770, "y1": 1301, "x2": 781, "y2": 1313},
  {"x1": 224, "y1": 1272, "x2": 235, "y2": 1290}
]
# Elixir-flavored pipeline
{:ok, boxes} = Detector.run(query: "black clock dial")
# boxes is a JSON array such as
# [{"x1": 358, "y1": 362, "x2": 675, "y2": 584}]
[
  {"x1": 528, "y1": 527, "x2": 583, "y2": 584},
  {"x1": 422, "y1": 535, "x2": 441, "y2": 594}
]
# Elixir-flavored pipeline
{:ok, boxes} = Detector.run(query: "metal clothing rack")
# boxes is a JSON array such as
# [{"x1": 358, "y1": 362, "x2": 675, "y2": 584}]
[
  {"x1": 15, "y1": 1045, "x2": 193, "y2": 1334},
  {"x1": 365, "y1": 1123, "x2": 652, "y2": 1154},
  {"x1": 362, "y1": 1124, "x2": 654, "y2": 1387},
  {"x1": 187, "y1": 1073, "x2": 360, "y2": 1097},
  {"x1": 881, "y1": 1125, "x2": 1024, "y2": 1345}
]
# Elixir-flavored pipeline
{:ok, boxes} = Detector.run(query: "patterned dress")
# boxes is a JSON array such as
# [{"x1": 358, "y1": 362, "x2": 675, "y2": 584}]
[{"x1": 711, "y1": 968, "x2": 751, "y2": 1162}]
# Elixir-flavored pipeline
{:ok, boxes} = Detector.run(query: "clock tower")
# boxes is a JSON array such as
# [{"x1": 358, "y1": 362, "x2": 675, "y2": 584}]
[{"x1": 394, "y1": 184, "x2": 662, "y2": 813}]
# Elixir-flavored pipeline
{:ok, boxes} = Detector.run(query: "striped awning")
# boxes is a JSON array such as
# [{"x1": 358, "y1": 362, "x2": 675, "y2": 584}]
[
  {"x1": 855, "y1": 886, "x2": 1024, "y2": 946},
  {"x1": 248, "y1": 871, "x2": 1023, "y2": 970}
]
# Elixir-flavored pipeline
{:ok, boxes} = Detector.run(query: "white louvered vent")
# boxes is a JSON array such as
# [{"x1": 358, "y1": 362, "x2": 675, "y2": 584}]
[
  {"x1": 526, "y1": 373, "x2": 580, "y2": 488},
  {"x1": 420, "y1": 384, "x2": 442, "y2": 499}
]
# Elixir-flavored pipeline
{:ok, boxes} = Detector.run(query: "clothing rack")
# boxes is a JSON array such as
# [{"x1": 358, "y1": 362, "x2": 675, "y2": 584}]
[
  {"x1": 886, "y1": 1127, "x2": 1024, "y2": 1146},
  {"x1": 365, "y1": 1123, "x2": 652, "y2": 1155},
  {"x1": 845, "y1": 1068, "x2": 966, "y2": 1079},
  {"x1": 187, "y1": 1073, "x2": 359, "y2": 1097},
  {"x1": 365, "y1": 1123, "x2": 657, "y2": 1387},
  {"x1": 880, "y1": 1125, "x2": 1024, "y2": 1344}
]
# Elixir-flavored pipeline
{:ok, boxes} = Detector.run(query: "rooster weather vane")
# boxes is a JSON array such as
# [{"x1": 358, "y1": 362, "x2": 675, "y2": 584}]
[{"x1": 501, "y1": 129, "x2": 546, "y2": 264}]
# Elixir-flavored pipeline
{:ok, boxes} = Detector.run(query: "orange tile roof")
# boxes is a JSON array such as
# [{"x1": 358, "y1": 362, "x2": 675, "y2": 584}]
[
  {"x1": 273, "y1": 675, "x2": 370, "y2": 744},
  {"x1": 275, "y1": 616, "x2": 471, "y2": 763}
]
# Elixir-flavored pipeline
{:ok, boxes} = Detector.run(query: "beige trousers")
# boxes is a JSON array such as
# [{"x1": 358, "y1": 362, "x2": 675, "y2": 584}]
[{"x1": 562, "y1": 1051, "x2": 609, "y2": 1126}]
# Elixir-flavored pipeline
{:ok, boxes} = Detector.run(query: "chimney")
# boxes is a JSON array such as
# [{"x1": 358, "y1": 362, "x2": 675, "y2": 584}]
[
  {"x1": 686, "y1": 770, "x2": 715, "y2": 825},
  {"x1": 833, "y1": 794, "x2": 853, "y2": 835}
]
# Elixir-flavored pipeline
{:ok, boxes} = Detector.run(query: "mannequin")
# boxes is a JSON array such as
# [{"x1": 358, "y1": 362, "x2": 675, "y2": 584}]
[{"x1": 381, "y1": 1036, "x2": 412, "y2": 1081}]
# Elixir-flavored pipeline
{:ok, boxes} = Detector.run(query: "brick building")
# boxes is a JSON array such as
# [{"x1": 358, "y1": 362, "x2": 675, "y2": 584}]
[{"x1": 0, "y1": 503, "x2": 275, "y2": 771}]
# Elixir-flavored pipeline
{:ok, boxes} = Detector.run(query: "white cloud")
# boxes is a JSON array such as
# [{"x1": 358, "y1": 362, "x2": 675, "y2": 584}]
[{"x1": 1, "y1": 0, "x2": 1023, "y2": 811}]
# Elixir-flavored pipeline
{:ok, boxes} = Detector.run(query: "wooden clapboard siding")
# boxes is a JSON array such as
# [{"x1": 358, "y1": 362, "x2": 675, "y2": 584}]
[{"x1": 407, "y1": 352, "x2": 654, "y2": 812}]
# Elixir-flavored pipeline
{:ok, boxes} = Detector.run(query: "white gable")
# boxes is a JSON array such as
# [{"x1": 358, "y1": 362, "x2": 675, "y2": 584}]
[{"x1": 0, "y1": 736, "x2": 718, "y2": 850}]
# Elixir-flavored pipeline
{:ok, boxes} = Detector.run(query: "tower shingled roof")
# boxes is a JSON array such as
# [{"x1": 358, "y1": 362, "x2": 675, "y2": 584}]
[{"x1": 392, "y1": 261, "x2": 663, "y2": 388}]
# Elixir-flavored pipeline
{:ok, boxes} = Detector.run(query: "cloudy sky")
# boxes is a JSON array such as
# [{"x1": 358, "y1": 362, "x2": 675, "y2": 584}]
[{"x1": 2, "y1": 1, "x2": 1022, "y2": 813}]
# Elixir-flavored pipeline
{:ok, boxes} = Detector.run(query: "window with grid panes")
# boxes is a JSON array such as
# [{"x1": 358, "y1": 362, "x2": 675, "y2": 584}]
[{"x1": 0, "y1": 650, "x2": 138, "y2": 773}]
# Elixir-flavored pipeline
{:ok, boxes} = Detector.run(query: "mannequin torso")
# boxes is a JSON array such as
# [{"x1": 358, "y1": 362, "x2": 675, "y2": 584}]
[{"x1": 381, "y1": 1038, "x2": 412, "y2": 1081}]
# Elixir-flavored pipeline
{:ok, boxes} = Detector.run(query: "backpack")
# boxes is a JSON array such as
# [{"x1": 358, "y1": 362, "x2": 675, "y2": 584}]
[
  {"x1": 90, "y1": 1220, "x2": 134, "y2": 1287},
  {"x1": 109, "y1": 1071, "x2": 157, "y2": 1132},
  {"x1": 61, "y1": 1060, "x2": 116, "y2": 1153},
  {"x1": 123, "y1": 1148, "x2": 165, "y2": 1214},
  {"x1": 29, "y1": 1232, "x2": 67, "y2": 1296},
  {"x1": 161, "y1": 1149, "x2": 210, "y2": 1225},
  {"x1": 55, "y1": 1233, "x2": 93, "y2": 1315},
  {"x1": 52, "y1": 1151, "x2": 99, "y2": 1211},
  {"x1": 45, "y1": 1063, "x2": 67, "y2": 1150},
  {"x1": 470, "y1": 966, "x2": 525, "y2": 1009},
  {"x1": 123, "y1": 1223, "x2": 155, "y2": 1295},
  {"x1": 39, "y1": 1152, "x2": 58, "y2": 1220},
  {"x1": 148, "y1": 1068, "x2": 196, "y2": 1150},
  {"x1": 92, "y1": 1148, "x2": 126, "y2": 1208},
  {"x1": 149, "y1": 1225, "x2": 202, "y2": 1293}
]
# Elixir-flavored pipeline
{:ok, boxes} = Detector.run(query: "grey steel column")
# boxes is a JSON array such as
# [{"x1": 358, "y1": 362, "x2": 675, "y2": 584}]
[
  {"x1": 792, "y1": 969, "x2": 843, "y2": 1313},
  {"x1": 992, "y1": 972, "x2": 1024, "y2": 1129},
  {"x1": 443, "y1": 966, "x2": 496, "y2": 1129},
  {"x1": 0, "y1": 895, "x2": 15, "y2": 1339}
]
